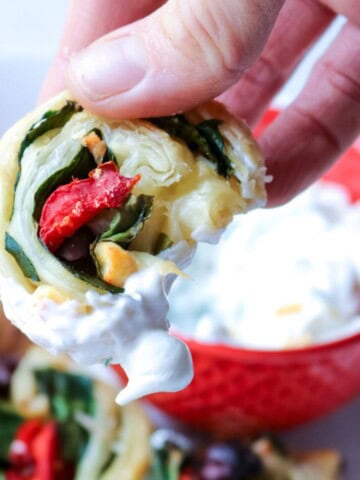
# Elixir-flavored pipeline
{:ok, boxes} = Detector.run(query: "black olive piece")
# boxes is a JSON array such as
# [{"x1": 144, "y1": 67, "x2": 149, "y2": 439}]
[
  {"x1": 57, "y1": 227, "x2": 96, "y2": 262},
  {"x1": 200, "y1": 442, "x2": 263, "y2": 480},
  {"x1": 0, "y1": 356, "x2": 19, "y2": 399}
]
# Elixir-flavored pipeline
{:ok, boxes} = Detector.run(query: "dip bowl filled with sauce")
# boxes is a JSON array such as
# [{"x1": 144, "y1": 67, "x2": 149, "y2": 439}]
[{"x1": 116, "y1": 114, "x2": 360, "y2": 436}]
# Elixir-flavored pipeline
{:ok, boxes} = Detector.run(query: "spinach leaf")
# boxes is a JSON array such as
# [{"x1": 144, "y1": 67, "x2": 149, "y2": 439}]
[
  {"x1": 153, "y1": 233, "x2": 173, "y2": 255},
  {"x1": 150, "y1": 115, "x2": 212, "y2": 157},
  {"x1": 58, "y1": 421, "x2": 89, "y2": 462},
  {"x1": 34, "y1": 368, "x2": 95, "y2": 463},
  {"x1": 34, "y1": 368, "x2": 95, "y2": 421},
  {"x1": 0, "y1": 402, "x2": 24, "y2": 463},
  {"x1": 5, "y1": 233, "x2": 40, "y2": 281},
  {"x1": 150, "y1": 115, "x2": 234, "y2": 178},
  {"x1": 65, "y1": 262, "x2": 124, "y2": 294},
  {"x1": 4, "y1": 233, "x2": 123, "y2": 293},
  {"x1": 197, "y1": 119, "x2": 234, "y2": 178},
  {"x1": 61, "y1": 255, "x2": 124, "y2": 294},
  {"x1": 100, "y1": 194, "x2": 153, "y2": 247},
  {"x1": 33, "y1": 147, "x2": 96, "y2": 221},
  {"x1": 18, "y1": 101, "x2": 81, "y2": 162}
]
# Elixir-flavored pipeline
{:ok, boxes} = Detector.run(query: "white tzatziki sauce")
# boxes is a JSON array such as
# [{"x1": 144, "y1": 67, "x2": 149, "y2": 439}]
[
  {"x1": 0, "y1": 242, "x2": 194, "y2": 404},
  {"x1": 169, "y1": 184, "x2": 360, "y2": 349}
]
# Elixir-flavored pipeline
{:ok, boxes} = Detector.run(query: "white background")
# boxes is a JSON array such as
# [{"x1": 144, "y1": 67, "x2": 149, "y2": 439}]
[{"x1": 0, "y1": 2, "x2": 359, "y2": 478}]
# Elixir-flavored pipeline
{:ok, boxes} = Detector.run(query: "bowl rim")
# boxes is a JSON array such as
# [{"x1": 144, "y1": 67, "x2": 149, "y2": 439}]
[{"x1": 173, "y1": 329, "x2": 360, "y2": 361}]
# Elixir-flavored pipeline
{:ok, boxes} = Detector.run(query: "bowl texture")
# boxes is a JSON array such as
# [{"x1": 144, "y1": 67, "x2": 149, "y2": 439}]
[
  {"x1": 145, "y1": 332, "x2": 360, "y2": 436},
  {"x1": 115, "y1": 112, "x2": 360, "y2": 436}
]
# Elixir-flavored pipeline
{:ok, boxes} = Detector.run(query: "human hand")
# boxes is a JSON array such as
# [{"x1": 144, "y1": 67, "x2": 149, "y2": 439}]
[{"x1": 40, "y1": 0, "x2": 360, "y2": 207}]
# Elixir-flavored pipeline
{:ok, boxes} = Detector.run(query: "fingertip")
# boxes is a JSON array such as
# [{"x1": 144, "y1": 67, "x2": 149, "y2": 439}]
[
  {"x1": 65, "y1": 32, "x2": 212, "y2": 119},
  {"x1": 68, "y1": 35, "x2": 147, "y2": 99}
]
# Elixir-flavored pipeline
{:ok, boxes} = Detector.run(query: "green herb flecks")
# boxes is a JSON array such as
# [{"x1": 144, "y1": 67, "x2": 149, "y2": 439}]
[
  {"x1": 5, "y1": 233, "x2": 40, "y2": 281},
  {"x1": 99, "y1": 194, "x2": 153, "y2": 247},
  {"x1": 18, "y1": 101, "x2": 82, "y2": 163},
  {"x1": 150, "y1": 115, "x2": 234, "y2": 178}
]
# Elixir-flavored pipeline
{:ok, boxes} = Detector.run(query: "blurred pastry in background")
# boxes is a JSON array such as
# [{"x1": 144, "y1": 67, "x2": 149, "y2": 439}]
[
  {"x1": 150, "y1": 428, "x2": 342, "y2": 480},
  {"x1": 0, "y1": 345, "x2": 342, "y2": 480},
  {"x1": 0, "y1": 346, "x2": 151, "y2": 479}
]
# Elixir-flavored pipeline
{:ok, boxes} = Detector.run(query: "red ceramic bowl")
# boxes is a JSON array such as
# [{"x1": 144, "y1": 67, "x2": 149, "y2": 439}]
[
  {"x1": 115, "y1": 113, "x2": 360, "y2": 437},
  {"x1": 144, "y1": 331, "x2": 360, "y2": 437}
]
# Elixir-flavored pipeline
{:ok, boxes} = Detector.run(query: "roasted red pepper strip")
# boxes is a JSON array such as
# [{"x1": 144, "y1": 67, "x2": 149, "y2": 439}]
[
  {"x1": 6, "y1": 420, "x2": 66, "y2": 480},
  {"x1": 9, "y1": 419, "x2": 43, "y2": 471},
  {"x1": 5, "y1": 471, "x2": 26, "y2": 480},
  {"x1": 31, "y1": 421, "x2": 60, "y2": 480},
  {"x1": 39, "y1": 162, "x2": 140, "y2": 252}
]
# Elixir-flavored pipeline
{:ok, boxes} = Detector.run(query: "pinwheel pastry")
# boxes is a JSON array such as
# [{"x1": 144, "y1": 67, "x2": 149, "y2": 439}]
[
  {"x1": 0, "y1": 346, "x2": 151, "y2": 480},
  {"x1": 0, "y1": 91, "x2": 267, "y2": 403}
]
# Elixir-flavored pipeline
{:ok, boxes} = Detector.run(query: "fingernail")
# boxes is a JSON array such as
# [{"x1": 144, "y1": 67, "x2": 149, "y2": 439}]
[{"x1": 69, "y1": 36, "x2": 147, "y2": 101}]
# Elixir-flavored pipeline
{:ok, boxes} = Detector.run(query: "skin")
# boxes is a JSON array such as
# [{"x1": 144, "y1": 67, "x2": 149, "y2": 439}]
[{"x1": 40, "y1": 0, "x2": 360, "y2": 208}]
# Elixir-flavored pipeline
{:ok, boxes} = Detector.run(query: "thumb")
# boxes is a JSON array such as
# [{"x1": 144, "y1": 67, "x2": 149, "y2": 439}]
[{"x1": 66, "y1": 0, "x2": 284, "y2": 119}]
